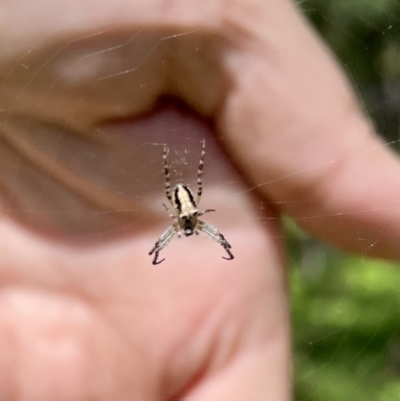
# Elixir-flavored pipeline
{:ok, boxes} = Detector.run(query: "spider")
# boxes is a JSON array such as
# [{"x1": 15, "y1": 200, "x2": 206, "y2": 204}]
[{"x1": 149, "y1": 140, "x2": 234, "y2": 265}]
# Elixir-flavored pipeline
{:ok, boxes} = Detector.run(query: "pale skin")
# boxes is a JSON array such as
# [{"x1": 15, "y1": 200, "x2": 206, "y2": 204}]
[{"x1": 0, "y1": 0, "x2": 399, "y2": 400}]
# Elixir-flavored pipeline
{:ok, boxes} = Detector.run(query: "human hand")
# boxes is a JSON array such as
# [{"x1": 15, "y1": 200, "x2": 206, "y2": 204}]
[{"x1": 0, "y1": 0, "x2": 399, "y2": 400}]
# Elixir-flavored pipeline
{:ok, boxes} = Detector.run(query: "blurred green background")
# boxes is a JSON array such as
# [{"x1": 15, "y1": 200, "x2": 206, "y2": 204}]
[{"x1": 291, "y1": 1, "x2": 400, "y2": 400}]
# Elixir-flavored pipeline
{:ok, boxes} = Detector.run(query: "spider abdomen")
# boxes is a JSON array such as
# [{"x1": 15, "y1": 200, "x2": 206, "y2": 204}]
[{"x1": 173, "y1": 184, "x2": 197, "y2": 214}]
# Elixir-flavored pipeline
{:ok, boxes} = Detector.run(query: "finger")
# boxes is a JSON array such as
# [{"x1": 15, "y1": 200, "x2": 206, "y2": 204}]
[{"x1": 219, "y1": 0, "x2": 400, "y2": 259}]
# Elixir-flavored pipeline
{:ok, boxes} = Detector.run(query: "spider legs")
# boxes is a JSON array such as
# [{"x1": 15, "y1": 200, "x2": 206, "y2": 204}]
[
  {"x1": 163, "y1": 203, "x2": 176, "y2": 219},
  {"x1": 163, "y1": 140, "x2": 206, "y2": 208},
  {"x1": 198, "y1": 208, "x2": 215, "y2": 217},
  {"x1": 195, "y1": 139, "x2": 206, "y2": 205},
  {"x1": 197, "y1": 220, "x2": 234, "y2": 261},
  {"x1": 219, "y1": 233, "x2": 234, "y2": 260},
  {"x1": 149, "y1": 223, "x2": 179, "y2": 265},
  {"x1": 163, "y1": 145, "x2": 173, "y2": 206},
  {"x1": 149, "y1": 245, "x2": 165, "y2": 265}
]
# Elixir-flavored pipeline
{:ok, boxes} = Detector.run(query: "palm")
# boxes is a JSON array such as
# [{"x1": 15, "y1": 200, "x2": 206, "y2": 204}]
[{"x1": 0, "y1": 123, "x2": 287, "y2": 399}]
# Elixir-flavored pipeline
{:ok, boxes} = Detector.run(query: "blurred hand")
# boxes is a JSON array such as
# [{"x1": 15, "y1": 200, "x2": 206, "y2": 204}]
[{"x1": 0, "y1": 0, "x2": 399, "y2": 400}]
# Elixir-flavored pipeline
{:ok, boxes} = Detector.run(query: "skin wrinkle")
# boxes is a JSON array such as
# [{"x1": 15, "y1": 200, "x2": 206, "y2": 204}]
[
  {"x1": 0, "y1": 122, "x2": 142, "y2": 214},
  {"x1": 163, "y1": 255, "x2": 278, "y2": 400},
  {"x1": 160, "y1": 299, "x2": 222, "y2": 399}
]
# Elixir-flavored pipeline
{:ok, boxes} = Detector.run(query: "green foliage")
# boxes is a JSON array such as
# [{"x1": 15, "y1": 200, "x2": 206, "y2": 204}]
[{"x1": 289, "y1": 226, "x2": 400, "y2": 400}]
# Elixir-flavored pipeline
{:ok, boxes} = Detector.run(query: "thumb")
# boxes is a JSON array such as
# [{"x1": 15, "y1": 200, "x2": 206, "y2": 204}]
[{"x1": 220, "y1": 0, "x2": 400, "y2": 259}]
